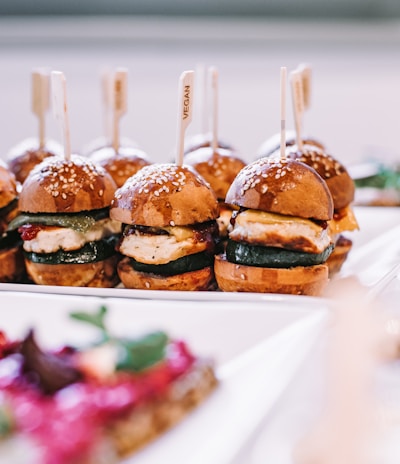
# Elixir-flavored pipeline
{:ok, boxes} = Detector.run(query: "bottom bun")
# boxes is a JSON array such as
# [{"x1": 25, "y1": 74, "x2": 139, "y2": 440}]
[
  {"x1": 25, "y1": 255, "x2": 120, "y2": 287},
  {"x1": 214, "y1": 254, "x2": 329, "y2": 296},
  {"x1": 326, "y1": 235, "x2": 353, "y2": 276},
  {"x1": 118, "y1": 257, "x2": 215, "y2": 291},
  {"x1": 106, "y1": 360, "x2": 217, "y2": 458},
  {"x1": 0, "y1": 246, "x2": 25, "y2": 283}
]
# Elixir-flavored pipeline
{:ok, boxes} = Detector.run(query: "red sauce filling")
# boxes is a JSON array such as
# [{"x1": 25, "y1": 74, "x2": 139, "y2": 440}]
[
  {"x1": 18, "y1": 224, "x2": 44, "y2": 241},
  {"x1": 1, "y1": 340, "x2": 195, "y2": 464}
]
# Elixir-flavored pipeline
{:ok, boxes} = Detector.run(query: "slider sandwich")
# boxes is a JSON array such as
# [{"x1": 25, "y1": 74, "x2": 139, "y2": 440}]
[
  {"x1": 0, "y1": 161, "x2": 25, "y2": 282},
  {"x1": 8, "y1": 155, "x2": 121, "y2": 287},
  {"x1": 110, "y1": 163, "x2": 221, "y2": 291},
  {"x1": 215, "y1": 156, "x2": 334, "y2": 295}
]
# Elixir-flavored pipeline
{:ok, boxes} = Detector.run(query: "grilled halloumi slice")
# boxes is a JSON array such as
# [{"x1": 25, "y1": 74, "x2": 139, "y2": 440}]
[
  {"x1": 22, "y1": 218, "x2": 121, "y2": 253},
  {"x1": 229, "y1": 209, "x2": 332, "y2": 254}
]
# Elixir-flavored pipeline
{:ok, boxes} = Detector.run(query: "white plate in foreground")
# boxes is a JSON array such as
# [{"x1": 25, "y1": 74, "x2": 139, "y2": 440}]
[{"x1": 0, "y1": 292, "x2": 329, "y2": 463}]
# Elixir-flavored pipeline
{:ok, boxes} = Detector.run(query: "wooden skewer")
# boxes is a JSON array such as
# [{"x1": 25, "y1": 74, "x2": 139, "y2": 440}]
[
  {"x1": 112, "y1": 68, "x2": 128, "y2": 153},
  {"x1": 101, "y1": 68, "x2": 112, "y2": 143},
  {"x1": 51, "y1": 71, "x2": 71, "y2": 161},
  {"x1": 175, "y1": 70, "x2": 195, "y2": 166},
  {"x1": 32, "y1": 68, "x2": 50, "y2": 149},
  {"x1": 209, "y1": 66, "x2": 219, "y2": 152},
  {"x1": 195, "y1": 62, "x2": 208, "y2": 136},
  {"x1": 298, "y1": 63, "x2": 312, "y2": 111},
  {"x1": 290, "y1": 69, "x2": 305, "y2": 152},
  {"x1": 280, "y1": 66, "x2": 287, "y2": 159}
]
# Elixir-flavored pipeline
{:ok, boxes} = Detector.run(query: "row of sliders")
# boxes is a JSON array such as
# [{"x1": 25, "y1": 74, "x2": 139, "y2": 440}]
[{"x1": 0, "y1": 65, "x2": 359, "y2": 295}]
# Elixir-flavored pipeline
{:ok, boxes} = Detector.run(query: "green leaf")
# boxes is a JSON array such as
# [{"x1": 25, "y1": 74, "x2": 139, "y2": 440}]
[
  {"x1": 70, "y1": 305, "x2": 108, "y2": 334},
  {"x1": 0, "y1": 406, "x2": 14, "y2": 438},
  {"x1": 69, "y1": 306, "x2": 169, "y2": 373},
  {"x1": 354, "y1": 163, "x2": 400, "y2": 191},
  {"x1": 116, "y1": 331, "x2": 169, "y2": 372}
]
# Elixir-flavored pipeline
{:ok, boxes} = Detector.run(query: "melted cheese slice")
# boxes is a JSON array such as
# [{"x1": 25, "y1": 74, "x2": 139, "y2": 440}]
[
  {"x1": 229, "y1": 209, "x2": 332, "y2": 254},
  {"x1": 23, "y1": 218, "x2": 122, "y2": 253},
  {"x1": 328, "y1": 206, "x2": 359, "y2": 236},
  {"x1": 159, "y1": 225, "x2": 194, "y2": 242},
  {"x1": 119, "y1": 230, "x2": 207, "y2": 265}
]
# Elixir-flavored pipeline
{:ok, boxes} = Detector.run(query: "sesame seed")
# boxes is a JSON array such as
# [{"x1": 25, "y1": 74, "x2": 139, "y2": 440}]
[{"x1": 170, "y1": 220, "x2": 175, "y2": 226}]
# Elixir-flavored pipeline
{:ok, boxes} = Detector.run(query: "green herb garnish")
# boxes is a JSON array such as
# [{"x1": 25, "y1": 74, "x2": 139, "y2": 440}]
[
  {"x1": 354, "y1": 163, "x2": 400, "y2": 191},
  {"x1": 116, "y1": 332, "x2": 169, "y2": 372},
  {"x1": 69, "y1": 306, "x2": 168, "y2": 372},
  {"x1": 0, "y1": 405, "x2": 14, "y2": 439},
  {"x1": 70, "y1": 305, "x2": 109, "y2": 336}
]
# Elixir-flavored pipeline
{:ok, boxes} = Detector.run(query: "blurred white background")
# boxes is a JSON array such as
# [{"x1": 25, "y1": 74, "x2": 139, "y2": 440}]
[{"x1": 0, "y1": 10, "x2": 399, "y2": 167}]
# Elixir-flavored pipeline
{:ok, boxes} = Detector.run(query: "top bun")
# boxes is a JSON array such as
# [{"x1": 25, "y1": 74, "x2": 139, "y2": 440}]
[
  {"x1": 19, "y1": 154, "x2": 117, "y2": 213},
  {"x1": 0, "y1": 160, "x2": 18, "y2": 209},
  {"x1": 110, "y1": 163, "x2": 219, "y2": 227},
  {"x1": 184, "y1": 132, "x2": 233, "y2": 155},
  {"x1": 184, "y1": 146, "x2": 246, "y2": 200},
  {"x1": 225, "y1": 157, "x2": 333, "y2": 221},
  {"x1": 256, "y1": 130, "x2": 325, "y2": 158},
  {"x1": 7, "y1": 138, "x2": 63, "y2": 184},
  {"x1": 90, "y1": 146, "x2": 151, "y2": 188},
  {"x1": 285, "y1": 144, "x2": 355, "y2": 210}
]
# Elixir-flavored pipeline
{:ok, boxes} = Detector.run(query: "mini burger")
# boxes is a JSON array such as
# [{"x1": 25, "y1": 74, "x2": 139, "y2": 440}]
[
  {"x1": 8, "y1": 154, "x2": 121, "y2": 287},
  {"x1": 7, "y1": 138, "x2": 63, "y2": 184},
  {"x1": 110, "y1": 163, "x2": 220, "y2": 291},
  {"x1": 89, "y1": 145, "x2": 151, "y2": 188},
  {"x1": 256, "y1": 130, "x2": 325, "y2": 159},
  {"x1": 214, "y1": 157, "x2": 334, "y2": 295},
  {"x1": 184, "y1": 132, "x2": 235, "y2": 155},
  {"x1": 285, "y1": 144, "x2": 359, "y2": 275},
  {"x1": 0, "y1": 161, "x2": 25, "y2": 282},
  {"x1": 184, "y1": 146, "x2": 246, "y2": 239}
]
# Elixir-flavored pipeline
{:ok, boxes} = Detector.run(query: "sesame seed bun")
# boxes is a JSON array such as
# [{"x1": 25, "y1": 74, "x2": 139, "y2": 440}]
[
  {"x1": 286, "y1": 145, "x2": 355, "y2": 210},
  {"x1": 110, "y1": 163, "x2": 219, "y2": 227},
  {"x1": 256, "y1": 130, "x2": 325, "y2": 158},
  {"x1": 184, "y1": 132, "x2": 234, "y2": 155},
  {"x1": 89, "y1": 146, "x2": 151, "y2": 188},
  {"x1": 7, "y1": 138, "x2": 63, "y2": 184},
  {"x1": 225, "y1": 157, "x2": 333, "y2": 221},
  {"x1": 184, "y1": 147, "x2": 246, "y2": 200},
  {"x1": 214, "y1": 254, "x2": 329, "y2": 295},
  {"x1": 81, "y1": 135, "x2": 138, "y2": 157},
  {"x1": 19, "y1": 154, "x2": 117, "y2": 214},
  {"x1": 117, "y1": 256, "x2": 215, "y2": 291},
  {"x1": 24, "y1": 254, "x2": 120, "y2": 287},
  {"x1": 0, "y1": 161, "x2": 18, "y2": 209}
]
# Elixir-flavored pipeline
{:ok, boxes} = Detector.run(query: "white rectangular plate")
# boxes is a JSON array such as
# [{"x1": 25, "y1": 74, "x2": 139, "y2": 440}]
[{"x1": 1, "y1": 207, "x2": 399, "y2": 302}]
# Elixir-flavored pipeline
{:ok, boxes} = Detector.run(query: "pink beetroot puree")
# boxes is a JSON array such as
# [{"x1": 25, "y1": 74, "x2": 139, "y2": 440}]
[{"x1": 1, "y1": 340, "x2": 195, "y2": 464}]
